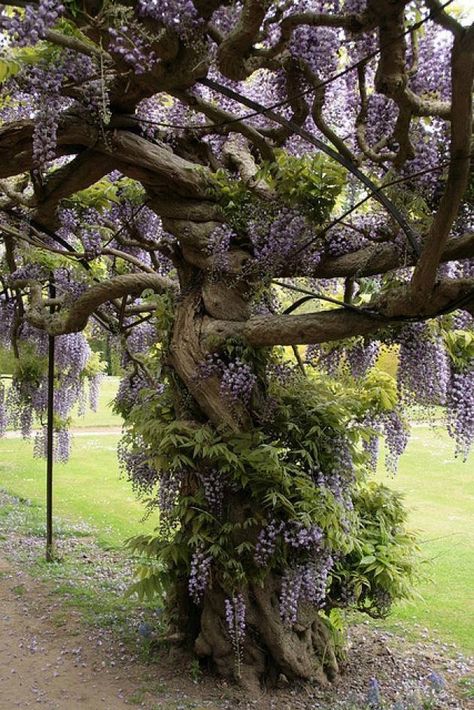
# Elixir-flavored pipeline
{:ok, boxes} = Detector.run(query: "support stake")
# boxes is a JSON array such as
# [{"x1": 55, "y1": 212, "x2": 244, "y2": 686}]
[{"x1": 46, "y1": 280, "x2": 55, "y2": 562}]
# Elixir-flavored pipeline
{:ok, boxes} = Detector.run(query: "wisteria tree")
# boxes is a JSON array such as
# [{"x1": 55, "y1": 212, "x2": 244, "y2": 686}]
[{"x1": 0, "y1": 0, "x2": 473, "y2": 690}]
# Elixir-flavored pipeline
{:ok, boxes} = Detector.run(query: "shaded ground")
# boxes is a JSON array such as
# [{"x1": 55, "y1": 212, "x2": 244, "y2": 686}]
[{"x1": 0, "y1": 492, "x2": 472, "y2": 709}]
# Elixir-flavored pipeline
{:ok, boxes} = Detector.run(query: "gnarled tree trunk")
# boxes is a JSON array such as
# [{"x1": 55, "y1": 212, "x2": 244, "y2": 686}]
[{"x1": 166, "y1": 281, "x2": 339, "y2": 689}]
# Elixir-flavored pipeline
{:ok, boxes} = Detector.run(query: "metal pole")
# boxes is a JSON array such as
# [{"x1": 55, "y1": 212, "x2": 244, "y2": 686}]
[{"x1": 46, "y1": 280, "x2": 55, "y2": 562}]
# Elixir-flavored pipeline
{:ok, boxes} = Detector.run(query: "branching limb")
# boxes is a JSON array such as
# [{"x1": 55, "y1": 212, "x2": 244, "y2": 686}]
[
  {"x1": 21, "y1": 273, "x2": 179, "y2": 336},
  {"x1": 107, "y1": 131, "x2": 215, "y2": 199},
  {"x1": 203, "y1": 278, "x2": 474, "y2": 348},
  {"x1": 43, "y1": 29, "x2": 106, "y2": 59},
  {"x1": 355, "y1": 64, "x2": 397, "y2": 164},
  {"x1": 411, "y1": 25, "x2": 474, "y2": 302},
  {"x1": 222, "y1": 135, "x2": 274, "y2": 199},
  {"x1": 261, "y1": 10, "x2": 365, "y2": 60},
  {"x1": 217, "y1": 0, "x2": 272, "y2": 80},
  {"x1": 0, "y1": 178, "x2": 35, "y2": 207},
  {"x1": 424, "y1": 0, "x2": 465, "y2": 36},
  {"x1": 34, "y1": 151, "x2": 115, "y2": 228},
  {"x1": 174, "y1": 90, "x2": 274, "y2": 162}
]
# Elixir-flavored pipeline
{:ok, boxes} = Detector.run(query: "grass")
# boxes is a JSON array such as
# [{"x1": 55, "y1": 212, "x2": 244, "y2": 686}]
[
  {"x1": 0, "y1": 434, "x2": 155, "y2": 547},
  {"x1": 375, "y1": 427, "x2": 474, "y2": 654}
]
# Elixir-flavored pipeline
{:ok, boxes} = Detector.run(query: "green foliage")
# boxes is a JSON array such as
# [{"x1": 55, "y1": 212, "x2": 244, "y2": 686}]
[
  {"x1": 14, "y1": 344, "x2": 47, "y2": 383},
  {"x1": 82, "y1": 350, "x2": 106, "y2": 378},
  {"x1": 303, "y1": 362, "x2": 398, "y2": 420},
  {"x1": 65, "y1": 176, "x2": 145, "y2": 212},
  {"x1": 209, "y1": 150, "x2": 345, "y2": 239},
  {"x1": 123, "y1": 358, "x2": 416, "y2": 623},
  {"x1": 67, "y1": 179, "x2": 121, "y2": 211},
  {"x1": 0, "y1": 346, "x2": 16, "y2": 374},
  {"x1": 337, "y1": 482, "x2": 420, "y2": 618},
  {"x1": 444, "y1": 330, "x2": 474, "y2": 372},
  {"x1": 0, "y1": 43, "x2": 61, "y2": 85},
  {"x1": 208, "y1": 168, "x2": 254, "y2": 233},
  {"x1": 18, "y1": 245, "x2": 79, "y2": 273},
  {"x1": 263, "y1": 150, "x2": 346, "y2": 222},
  {"x1": 359, "y1": 370, "x2": 398, "y2": 415}
]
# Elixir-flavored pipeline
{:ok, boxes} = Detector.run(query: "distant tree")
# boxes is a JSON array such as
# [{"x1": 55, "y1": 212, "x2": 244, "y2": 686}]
[{"x1": 0, "y1": 0, "x2": 472, "y2": 688}]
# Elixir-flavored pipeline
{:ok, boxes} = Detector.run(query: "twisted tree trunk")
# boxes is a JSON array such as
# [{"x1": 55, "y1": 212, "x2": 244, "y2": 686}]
[{"x1": 166, "y1": 280, "x2": 339, "y2": 689}]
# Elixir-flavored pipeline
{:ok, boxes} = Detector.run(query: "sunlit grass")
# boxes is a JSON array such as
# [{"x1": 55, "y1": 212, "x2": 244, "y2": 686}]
[
  {"x1": 0, "y1": 434, "x2": 155, "y2": 547},
  {"x1": 70, "y1": 375, "x2": 122, "y2": 428},
  {"x1": 375, "y1": 427, "x2": 474, "y2": 653}
]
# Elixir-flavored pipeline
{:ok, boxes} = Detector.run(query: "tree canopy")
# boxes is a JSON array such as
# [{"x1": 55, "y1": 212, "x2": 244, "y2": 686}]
[{"x1": 0, "y1": 0, "x2": 473, "y2": 689}]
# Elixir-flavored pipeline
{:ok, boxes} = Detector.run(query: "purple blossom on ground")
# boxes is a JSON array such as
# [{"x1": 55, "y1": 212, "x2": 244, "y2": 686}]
[{"x1": 366, "y1": 677, "x2": 382, "y2": 708}]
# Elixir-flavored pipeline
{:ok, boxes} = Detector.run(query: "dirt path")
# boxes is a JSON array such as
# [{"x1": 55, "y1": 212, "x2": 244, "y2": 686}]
[{"x1": 0, "y1": 557, "x2": 137, "y2": 710}]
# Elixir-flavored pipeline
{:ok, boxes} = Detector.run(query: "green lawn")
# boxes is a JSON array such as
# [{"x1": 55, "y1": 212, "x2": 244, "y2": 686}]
[
  {"x1": 375, "y1": 427, "x2": 474, "y2": 653},
  {"x1": 0, "y1": 386, "x2": 473, "y2": 653},
  {"x1": 0, "y1": 434, "x2": 155, "y2": 546}
]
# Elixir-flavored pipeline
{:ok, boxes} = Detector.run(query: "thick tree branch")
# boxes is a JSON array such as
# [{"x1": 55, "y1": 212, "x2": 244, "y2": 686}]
[
  {"x1": 43, "y1": 29, "x2": 106, "y2": 59},
  {"x1": 107, "y1": 131, "x2": 214, "y2": 199},
  {"x1": 261, "y1": 11, "x2": 366, "y2": 60},
  {"x1": 287, "y1": 232, "x2": 474, "y2": 280},
  {"x1": 222, "y1": 135, "x2": 274, "y2": 199},
  {"x1": 411, "y1": 25, "x2": 474, "y2": 302},
  {"x1": 23, "y1": 273, "x2": 178, "y2": 335},
  {"x1": 372, "y1": 1, "x2": 451, "y2": 120},
  {"x1": 424, "y1": 0, "x2": 464, "y2": 36},
  {"x1": 203, "y1": 278, "x2": 474, "y2": 347},
  {"x1": 200, "y1": 77, "x2": 422, "y2": 255},
  {"x1": 356, "y1": 64, "x2": 397, "y2": 164},
  {"x1": 203, "y1": 308, "x2": 382, "y2": 348},
  {"x1": 217, "y1": 0, "x2": 272, "y2": 80},
  {"x1": 0, "y1": 117, "x2": 98, "y2": 178},
  {"x1": 174, "y1": 90, "x2": 274, "y2": 161},
  {"x1": 33, "y1": 151, "x2": 115, "y2": 229}
]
